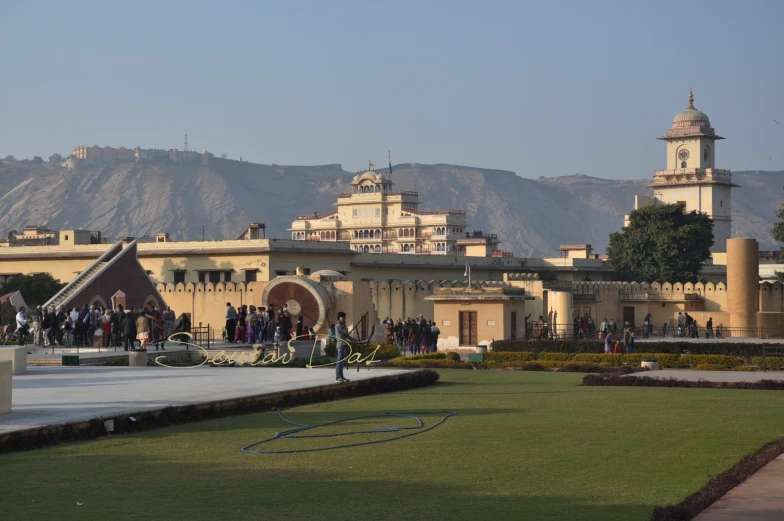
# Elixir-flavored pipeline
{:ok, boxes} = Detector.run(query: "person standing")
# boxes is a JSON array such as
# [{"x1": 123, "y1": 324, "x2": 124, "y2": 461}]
[
  {"x1": 706, "y1": 317, "x2": 713, "y2": 339},
  {"x1": 41, "y1": 307, "x2": 54, "y2": 347},
  {"x1": 430, "y1": 321, "x2": 440, "y2": 352},
  {"x1": 31, "y1": 306, "x2": 41, "y2": 346},
  {"x1": 225, "y1": 302, "x2": 237, "y2": 343},
  {"x1": 123, "y1": 310, "x2": 136, "y2": 351},
  {"x1": 626, "y1": 331, "x2": 636, "y2": 353},
  {"x1": 15, "y1": 306, "x2": 28, "y2": 346},
  {"x1": 604, "y1": 332, "x2": 613, "y2": 354},
  {"x1": 162, "y1": 306, "x2": 175, "y2": 341},
  {"x1": 335, "y1": 311, "x2": 351, "y2": 383}
]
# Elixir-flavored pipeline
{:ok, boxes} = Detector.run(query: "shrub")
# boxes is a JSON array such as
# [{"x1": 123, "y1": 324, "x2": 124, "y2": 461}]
[
  {"x1": 536, "y1": 352, "x2": 571, "y2": 361},
  {"x1": 324, "y1": 342, "x2": 336, "y2": 357},
  {"x1": 445, "y1": 352, "x2": 462, "y2": 362},
  {"x1": 752, "y1": 356, "x2": 784, "y2": 370},
  {"x1": 695, "y1": 363, "x2": 730, "y2": 371},
  {"x1": 404, "y1": 353, "x2": 447, "y2": 360},
  {"x1": 384, "y1": 358, "x2": 468, "y2": 369},
  {"x1": 491, "y1": 339, "x2": 784, "y2": 357},
  {"x1": 679, "y1": 355, "x2": 743, "y2": 369},
  {"x1": 621, "y1": 353, "x2": 681, "y2": 368},
  {"x1": 491, "y1": 340, "x2": 604, "y2": 354},
  {"x1": 485, "y1": 352, "x2": 537, "y2": 363}
]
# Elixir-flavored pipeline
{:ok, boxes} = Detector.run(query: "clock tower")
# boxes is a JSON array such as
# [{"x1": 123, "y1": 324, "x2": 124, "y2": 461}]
[{"x1": 628, "y1": 90, "x2": 737, "y2": 253}]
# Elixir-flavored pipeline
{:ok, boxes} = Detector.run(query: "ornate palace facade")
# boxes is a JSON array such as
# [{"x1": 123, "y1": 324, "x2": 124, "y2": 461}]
[{"x1": 290, "y1": 170, "x2": 508, "y2": 257}]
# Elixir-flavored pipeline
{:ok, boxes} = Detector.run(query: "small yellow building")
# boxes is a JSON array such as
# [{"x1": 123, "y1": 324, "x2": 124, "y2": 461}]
[{"x1": 426, "y1": 286, "x2": 534, "y2": 348}]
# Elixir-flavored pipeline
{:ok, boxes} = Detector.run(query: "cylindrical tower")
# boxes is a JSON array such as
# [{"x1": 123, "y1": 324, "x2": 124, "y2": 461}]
[
  {"x1": 727, "y1": 238, "x2": 758, "y2": 330},
  {"x1": 549, "y1": 290, "x2": 574, "y2": 338}
]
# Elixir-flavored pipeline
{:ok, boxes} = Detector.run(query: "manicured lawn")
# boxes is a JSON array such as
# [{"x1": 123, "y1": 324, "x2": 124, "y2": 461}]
[{"x1": 3, "y1": 370, "x2": 784, "y2": 521}]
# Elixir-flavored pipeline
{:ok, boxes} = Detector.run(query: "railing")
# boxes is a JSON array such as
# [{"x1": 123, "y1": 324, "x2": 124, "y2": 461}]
[
  {"x1": 621, "y1": 293, "x2": 702, "y2": 301},
  {"x1": 294, "y1": 212, "x2": 336, "y2": 221},
  {"x1": 187, "y1": 324, "x2": 213, "y2": 349},
  {"x1": 337, "y1": 190, "x2": 418, "y2": 199},
  {"x1": 636, "y1": 325, "x2": 778, "y2": 339},
  {"x1": 401, "y1": 207, "x2": 466, "y2": 216}
]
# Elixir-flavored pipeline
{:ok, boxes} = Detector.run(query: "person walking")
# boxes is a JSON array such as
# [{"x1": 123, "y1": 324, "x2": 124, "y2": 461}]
[
  {"x1": 604, "y1": 332, "x2": 613, "y2": 354},
  {"x1": 334, "y1": 311, "x2": 351, "y2": 383},
  {"x1": 15, "y1": 306, "x2": 28, "y2": 346},
  {"x1": 136, "y1": 311, "x2": 150, "y2": 350},
  {"x1": 225, "y1": 302, "x2": 237, "y2": 343},
  {"x1": 626, "y1": 331, "x2": 636, "y2": 353}
]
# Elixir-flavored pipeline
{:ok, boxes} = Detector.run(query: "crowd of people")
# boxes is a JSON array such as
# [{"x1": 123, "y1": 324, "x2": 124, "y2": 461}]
[
  {"x1": 223, "y1": 302, "x2": 317, "y2": 346},
  {"x1": 381, "y1": 315, "x2": 440, "y2": 355},
  {"x1": 13, "y1": 303, "x2": 177, "y2": 351}
]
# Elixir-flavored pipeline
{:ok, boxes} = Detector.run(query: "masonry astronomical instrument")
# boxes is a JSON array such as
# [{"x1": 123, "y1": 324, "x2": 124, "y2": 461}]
[{"x1": 261, "y1": 276, "x2": 329, "y2": 332}]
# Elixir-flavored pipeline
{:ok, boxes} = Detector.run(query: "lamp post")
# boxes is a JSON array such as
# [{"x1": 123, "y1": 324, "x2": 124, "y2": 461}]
[{"x1": 464, "y1": 264, "x2": 471, "y2": 286}]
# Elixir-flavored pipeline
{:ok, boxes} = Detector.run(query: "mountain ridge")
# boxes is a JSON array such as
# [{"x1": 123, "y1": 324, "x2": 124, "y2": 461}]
[{"x1": 0, "y1": 158, "x2": 780, "y2": 257}]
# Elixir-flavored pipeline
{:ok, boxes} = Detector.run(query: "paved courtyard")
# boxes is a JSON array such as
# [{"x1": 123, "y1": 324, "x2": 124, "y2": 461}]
[{"x1": 0, "y1": 365, "x2": 408, "y2": 435}]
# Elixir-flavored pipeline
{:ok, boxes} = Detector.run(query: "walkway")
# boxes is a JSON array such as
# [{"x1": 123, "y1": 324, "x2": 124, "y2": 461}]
[
  {"x1": 693, "y1": 455, "x2": 784, "y2": 520},
  {"x1": 0, "y1": 365, "x2": 408, "y2": 434}
]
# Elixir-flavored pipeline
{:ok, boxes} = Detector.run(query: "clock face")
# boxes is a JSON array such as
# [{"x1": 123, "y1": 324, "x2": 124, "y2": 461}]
[{"x1": 678, "y1": 149, "x2": 690, "y2": 161}]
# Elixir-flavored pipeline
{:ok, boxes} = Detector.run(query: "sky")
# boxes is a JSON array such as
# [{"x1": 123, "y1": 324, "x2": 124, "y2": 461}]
[{"x1": 1, "y1": 0, "x2": 783, "y2": 179}]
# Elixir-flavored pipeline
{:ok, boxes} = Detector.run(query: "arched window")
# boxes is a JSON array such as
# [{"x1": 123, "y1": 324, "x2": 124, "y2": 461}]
[
  {"x1": 374, "y1": 245, "x2": 381, "y2": 253},
  {"x1": 352, "y1": 186, "x2": 357, "y2": 194},
  {"x1": 704, "y1": 145, "x2": 710, "y2": 162},
  {"x1": 375, "y1": 185, "x2": 380, "y2": 193},
  {"x1": 363, "y1": 245, "x2": 369, "y2": 253},
  {"x1": 403, "y1": 228, "x2": 409, "y2": 238},
  {"x1": 681, "y1": 161, "x2": 687, "y2": 168},
  {"x1": 375, "y1": 229, "x2": 381, "y2": 239},
  {"x1": 403, "y1": 244, "x2": 410, "y2": 252}
]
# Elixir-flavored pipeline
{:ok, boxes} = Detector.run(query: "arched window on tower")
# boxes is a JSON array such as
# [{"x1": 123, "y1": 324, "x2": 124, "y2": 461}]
[{"x1": 681, "y1": 161, "x2": 687, "y2": 168}]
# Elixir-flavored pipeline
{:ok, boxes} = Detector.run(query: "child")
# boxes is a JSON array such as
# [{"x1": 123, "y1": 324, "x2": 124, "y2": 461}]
[{"x1": 613, "y1": 340, "x2": 622, "y2": 354}]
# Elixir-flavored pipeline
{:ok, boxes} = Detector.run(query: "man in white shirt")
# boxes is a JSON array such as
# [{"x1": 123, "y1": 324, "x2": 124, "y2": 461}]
[{"x1": 15, "y1": 306, "x2": 28, "y2": 346}]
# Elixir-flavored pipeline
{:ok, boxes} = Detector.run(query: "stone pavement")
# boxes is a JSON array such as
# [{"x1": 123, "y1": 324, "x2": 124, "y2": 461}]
[
  {"x1": 693, "y1": 454, "x2": 784, "y2": 520},
  {"x1": 627, "y1": 369, "x2": 784, "y2": 382},
  {"x1": 0, "y1": 365, "x2": 409, "y2": 434}
]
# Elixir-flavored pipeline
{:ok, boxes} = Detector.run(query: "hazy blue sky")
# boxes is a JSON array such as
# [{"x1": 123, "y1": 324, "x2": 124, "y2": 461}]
[{"x1": 2, "y1": 0, "x2": 783, "y2": 179}]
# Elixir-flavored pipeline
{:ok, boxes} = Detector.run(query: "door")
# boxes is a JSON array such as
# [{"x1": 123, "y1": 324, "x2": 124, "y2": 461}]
[
  {"x1": 623, "y1": 307, "x2": 635, "y2": 329},
  {"x1": 510, "y1": 311, "x2": 517, "y2": 340},
  {"x1": 460, "y1": 311, "x2": 478, "y2": 346}
]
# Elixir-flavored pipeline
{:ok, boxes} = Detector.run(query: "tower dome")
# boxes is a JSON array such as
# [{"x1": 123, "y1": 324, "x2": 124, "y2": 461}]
[
  {"x1": 672, "y1": 89, "x2": 711, "y2": 127},
  {"x1": 661, "y1": 89, "x2": 720, "y2": 139}
]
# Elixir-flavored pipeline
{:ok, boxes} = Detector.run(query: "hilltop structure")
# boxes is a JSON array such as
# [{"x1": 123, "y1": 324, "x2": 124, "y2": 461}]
[
  {"x1": 66, "y1": 145, "x2": 214, "y2": 169},
  {"x1": 290, "y1": 166, "x2": 511, "y2": 257},
  {"x1": 626, "y1": 90, "x2": 735, "y2": 253}
]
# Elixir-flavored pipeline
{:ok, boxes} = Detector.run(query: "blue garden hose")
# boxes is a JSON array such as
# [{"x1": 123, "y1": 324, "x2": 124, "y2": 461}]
[{"x1": 241, "y1": 408, "x2": 457, "y2": 454}]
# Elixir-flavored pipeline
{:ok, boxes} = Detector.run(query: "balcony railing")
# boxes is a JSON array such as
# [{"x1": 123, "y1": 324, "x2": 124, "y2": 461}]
[
  {"x1": 294, "y1": 212, "x2": 336, "y2": 221},
  {"x1": 338, "y1": 190, "x2": 419, "y2": 199},
  {"x1": 401, "y1": 207, "x2": 466, "y2": 216}
]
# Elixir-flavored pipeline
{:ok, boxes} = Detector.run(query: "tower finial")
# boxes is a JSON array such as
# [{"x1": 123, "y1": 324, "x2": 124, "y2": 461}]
[{"x1": 688, "y1": 88, "x2": 694, "y2": 107}]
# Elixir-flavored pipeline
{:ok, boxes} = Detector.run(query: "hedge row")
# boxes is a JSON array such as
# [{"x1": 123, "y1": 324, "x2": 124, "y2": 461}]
[
  {"x1": 491, "y1": 339, "x2": 784, "y2": 357},
  {"x1": 753, "y1": 356, "x2": 784, "y2": 369},
  {"x1": 584, "y1": 374, "x2": 784, "y2": 390},
  {"x1": 486, "y1": 351, "x2": 745, "y2": 369}
]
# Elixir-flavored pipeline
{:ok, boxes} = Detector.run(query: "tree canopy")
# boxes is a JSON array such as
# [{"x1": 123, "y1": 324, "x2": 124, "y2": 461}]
[
  {"x1": 773, "y1": 187, "x2": 784, "y2": 244},
  {"x1": 0, "y1": 273, "x2": 65, "y2": 307},
  {"x1": 607, "y1": 203, "x2": 714, "y2": 282}
]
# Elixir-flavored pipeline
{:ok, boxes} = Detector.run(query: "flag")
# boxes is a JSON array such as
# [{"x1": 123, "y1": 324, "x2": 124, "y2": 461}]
[{"x1": 388, "y1": 151, "x2": 393, "y2": 177}]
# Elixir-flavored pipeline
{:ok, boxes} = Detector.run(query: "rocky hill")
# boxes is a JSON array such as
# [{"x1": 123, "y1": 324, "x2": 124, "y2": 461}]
[{"x1": 0, "y1": 158, "x2": 780, "y2": 257}]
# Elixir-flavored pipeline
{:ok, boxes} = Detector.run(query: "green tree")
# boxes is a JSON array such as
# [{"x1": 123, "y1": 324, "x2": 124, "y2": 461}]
[
  {"x1": 0, "y1": 301, "x2": 16, "y2": 328},
  {"x1": 32, "y1": 156, "x2": 44, "y2": 164},
  {"x1": 607, "y1": 203, "x2": 714, "y2": 282},
  {"x1": 773, "y1": 186, "x2": 784, "y2": 281},
  {"x1": 0, "y1": 273, "x2": 65, "y2": 307},
  {"x1": 773, "y1": 187, "x2": 784, "y2": 243},
  {"x1": 48, "y1": 153, "x2": 63, "y2": 163},
  {"x1": 3, "y1": 155, "x2": 15, "y2": 161}
]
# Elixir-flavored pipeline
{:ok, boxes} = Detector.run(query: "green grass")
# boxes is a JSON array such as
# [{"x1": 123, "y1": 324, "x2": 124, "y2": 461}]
[{"x1": 3, "y1": 370, "x2": 784, "y2": 521}]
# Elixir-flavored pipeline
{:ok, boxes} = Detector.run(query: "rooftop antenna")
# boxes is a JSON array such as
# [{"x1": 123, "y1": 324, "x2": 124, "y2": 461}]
[{"x1": 184, "y1": 134, "x2": 189, "y2": 152}]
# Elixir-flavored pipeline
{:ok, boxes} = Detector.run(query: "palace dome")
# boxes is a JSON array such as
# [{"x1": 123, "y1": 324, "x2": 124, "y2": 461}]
[
  {"x1": 672, "y1": 89, "x2": 711, "y2": 127},
  {"x1": 358, "y1": 171, "x2": 377, "y2": 182}
]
